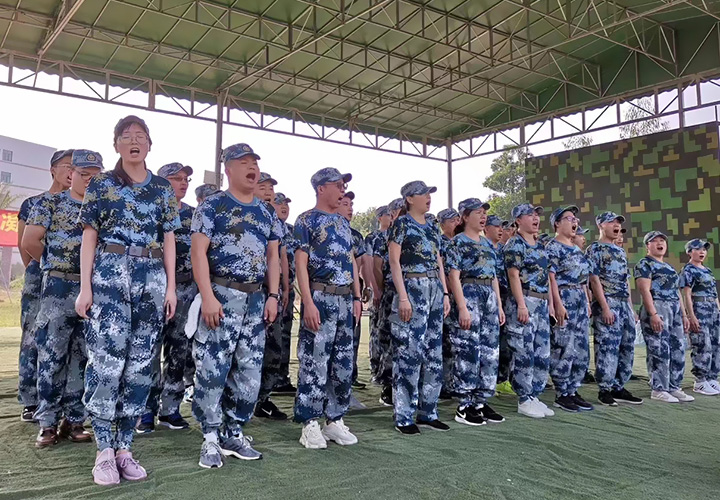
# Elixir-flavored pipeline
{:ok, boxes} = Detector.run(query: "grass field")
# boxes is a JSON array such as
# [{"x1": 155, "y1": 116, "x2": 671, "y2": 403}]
[{"x1": 1, "y1": 313, "x2": 720, "y2": 500}]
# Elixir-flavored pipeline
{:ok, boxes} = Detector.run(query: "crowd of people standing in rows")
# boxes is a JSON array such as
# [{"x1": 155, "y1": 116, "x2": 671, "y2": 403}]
[{"x1": 14, "y1": 115, "x2": 720, "y2": 486}]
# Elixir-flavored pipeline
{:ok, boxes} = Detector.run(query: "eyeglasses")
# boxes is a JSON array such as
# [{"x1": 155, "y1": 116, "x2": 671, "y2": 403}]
[
  {"x1": 53, "y1": 163, "x2": 73, "y2": 169},
  {"x1": 118, "y1": 134, "x2": 149, "y2": 145},
  {"x1": 560, "y1": 216, "x2": 580, "y2": 224},
  {"x1": 325, "y1": 180, "x2": 347, "y2": 190},
  {"x1": 167, "y1": 175, "x2": 190, "y2": 183},
  {"x1": 74, "y1": 169, "x2": 99, "y2": 180}
]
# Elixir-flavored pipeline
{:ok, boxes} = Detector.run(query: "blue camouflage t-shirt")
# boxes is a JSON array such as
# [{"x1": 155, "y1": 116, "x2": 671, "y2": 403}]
[
  {"x1": 503, "y1": 235, "x2": 549, "y2": 294},
  {"x1": 192, "y1": 192, "x2": 282, "y2": 284},
  {"x1": 365, "y1": 229, "x2": 383, "y2": 258},
  {"x1": 19, "y1": 193, "x2": 45, "y2": 223},
  {"x1": 634, "y1": 256, "x2": 680, "y2": 301},
  {"x1": 294, "y1": 209, "x2": 354, "y2": 286},
  {"x1": 351, "y1": 227, "x2": 366, "y2": 259},
  {"x1": 494, "y1": 242, "x2": 508, "y2": 291},
  {"x1": 373, "y1": 229, "x2": 392, "y2": 284},
  {"x1": 26, "y1": 191, "x2": 83, "y2": 274},
  {"x1": 440, "y1": 234, "x2": 453, "y2": 277},
  {"x1": 284, "y1": 222, "x2": 298, "y2": 284},
  {"x1": 176, "y1": 202, "x2": 194, "y2": 275},
  {"x1": 586, "y1": 241, "x2": 630, "y2": 299},
  {"x1": 546, "y1": 238, "x2": 592, "y2": 286},
  {"x1": 388, "y1": 214, "x2": 441, "y2": 274},
  {"x1": 447, "y1": 233, "x2": 496, "y2": 279},
  {"x1": 79, "y1": 171, "x2": 180, "y2": 249},
  {"x1": 680, "y1": 263, "x2": 718, "y2": 299}
]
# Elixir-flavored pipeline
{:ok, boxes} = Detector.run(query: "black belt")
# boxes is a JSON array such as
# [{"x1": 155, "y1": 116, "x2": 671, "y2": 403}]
[
  {"x1": 461, "y1": 277, "x2": 493, "y2": 286},
  {"x1": 405, "y1": 270, "x2": 439, "y2": 279},
  {"x1": 211, "y1": 276, "x2": 263, "y2": 293},
  {"x1": 693, "y1": 296, "x2": 717, "y2": 303},
  {"x1": 176, "y1": 271, "x2": 193, "y2": 284},
  {"x1": 104, "y1": 243, "x2": 163, "y2": 259},
  {"x1": 310, "y1": 282, "x2": 352, "y2": 295},
  {"x1": 558, "y1": 283, "x2": 585, "y2": 289},
  {"x1": 523, "y1": 289, "x2": 549, "y2": 300},
  {"x1": 47, "y1": 270, "x2": 81, "y2": 282}
]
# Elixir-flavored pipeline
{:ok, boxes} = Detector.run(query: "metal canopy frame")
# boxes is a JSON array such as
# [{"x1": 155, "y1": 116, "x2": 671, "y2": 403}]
[{"x1": 1, "y1": 0, "x2": 720, "y2": 207}]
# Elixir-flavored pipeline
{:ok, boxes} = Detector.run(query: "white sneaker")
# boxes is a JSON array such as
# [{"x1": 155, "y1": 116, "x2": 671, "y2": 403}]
[
  {"x1": 321, "y1": 419, "x2": 358, "y2": 446},
  {"x1": 534, "y1": 398, "x2": 555, "y2": 417},
  {"x1": 299, "y1": 420, "x2": 327, "y2": 449},
  {"x1": 708, "y1": 380, "x2": 720, "y2": 394},
  {"x1": 693, "y1": 381, "x2": 717, "y2": 396},
  {"x1": 670, "y1": 390, "x2": 695, "y2": 402},
  {"x1": 518, "y1": 399, "x2": 545, "y2": 418},
  {"x1": 651, "y1": 390, "x2": 679, "y2": 403}
]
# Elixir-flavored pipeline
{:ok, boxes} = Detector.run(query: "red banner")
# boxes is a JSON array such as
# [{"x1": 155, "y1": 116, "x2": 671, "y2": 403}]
[{"x1": 0, "y1": 210, "x2": 19, "y2": 247}]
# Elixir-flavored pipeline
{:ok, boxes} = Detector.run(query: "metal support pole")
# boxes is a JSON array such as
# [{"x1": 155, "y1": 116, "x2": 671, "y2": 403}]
[
  {"x1": 446, "y1": 138, "x2": 453, "y2": 209},
  {"x1": 215, "y1": 92, "x2": 224, "y2": 187}
]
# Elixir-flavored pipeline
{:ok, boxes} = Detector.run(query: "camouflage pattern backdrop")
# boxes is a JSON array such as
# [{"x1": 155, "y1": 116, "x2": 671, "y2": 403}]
[{"x1": 526, "y1": 122, "x2": 720, "y2": 292}]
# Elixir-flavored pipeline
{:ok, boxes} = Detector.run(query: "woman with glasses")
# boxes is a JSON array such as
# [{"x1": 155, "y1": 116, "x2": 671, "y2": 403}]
[
  {"x1": 546, "y1": 206, "x2": 594, "y2": 413},
  {"x1": 75, "y1": 116, "x2": 180, "y2": 485},
  {"x1": 388, "y1": 181, "x2": 451, "y2": 435}
]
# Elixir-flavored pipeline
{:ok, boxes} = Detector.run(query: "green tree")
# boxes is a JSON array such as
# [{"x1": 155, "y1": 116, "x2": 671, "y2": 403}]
[
  {"x1": 619, "y1": 97, "x2": 669, "y2": 139},
  {"x1": 0, "y1": 183, "x2": 18, "y2": 209},
  {"x1": 562, "y1": 134, "x2": 593, "y2": 150},
  {"x1": 483, "y1": 147, "x2": 531, "y2": 220},
  {"x1": 351, "y1": 206, "x2": 377, "y2": 236}
]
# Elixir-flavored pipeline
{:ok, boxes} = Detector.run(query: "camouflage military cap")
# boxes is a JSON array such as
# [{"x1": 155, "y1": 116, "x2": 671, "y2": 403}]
[
  {"x1": 388, "y1": 198, "x2": 404, "y2": 212},
  {"x1": 685, "y1": 238, "x2": 711, "y2": 253},
  {"x1": 457, "y1": 198, "x2": 490, "y2": 214},
  {"x1": 437, "y1": 208, "x2": 460, "y2": 223},
  {"x1": 274, "y1": 192, "x2": 291, "y2": 204},
  {"x1": 258, "y1": 172, "x2": 277, "y2": 185},
  {"x1": 550, "y1": 205, "x2": 579, "y2": 227},
  {"x1": 401, "y1": 180, "x2": 437, "y2": 198},
  {"x1": 643, "y1": 231, "x2": 668, "y2": 245},
  {"x1": 221, "y1": 143, "x2": 260, "y2": 163},
  {"x1": 311, "y1": 167, "x2": 352, "y2": 189},
  {"x1": 195, "y1": 183, "x2": 220, "y2": 199},
  {"x1": 486, "y1": 215, "x2": 503, "y2": 227},
  {"x1": 575, "y1": 226, "x2": 590, "y2": 235},
  {"x1": 158, "y1": 162, "x2": 192, "y2": 178},
  {"x1": 512, "y1": 203, "x2": 544, "y2": 219},
  {"x1": 343, "y1": 191, "x2": 355, "y2": 201},
  {"x1": 50, "y1": 149, "x2": 72, "y2": 166},
  {"x1": 72, "y1": 149, "x2": 104, "y2": 169},
  {"x1": 596, "y1": 211, "x2": 626, "y2": 225},
  {"x1": 375, "y1": 205, "x2": 390, "y2": 217}
]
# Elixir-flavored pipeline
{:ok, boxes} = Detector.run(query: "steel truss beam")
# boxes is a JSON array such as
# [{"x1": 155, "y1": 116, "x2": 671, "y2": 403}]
[
  {"x1": 0, "y1": 50, "x2": 446, "y2": 161},
  {"x1": 37, "y1": 0, "x2": 87, "y2": 57}
]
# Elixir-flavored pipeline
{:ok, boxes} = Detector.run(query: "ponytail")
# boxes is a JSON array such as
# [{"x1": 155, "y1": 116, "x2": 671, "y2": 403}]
[
  {"x1": 454, "y1": 209, "x2": 474, "y2": 236},
  {"x1": 112, "y1": 158, "x2": 134, "y2": 188},
  {"x1": 398, "y1": 199, "x2": 410, "y2": 217}
]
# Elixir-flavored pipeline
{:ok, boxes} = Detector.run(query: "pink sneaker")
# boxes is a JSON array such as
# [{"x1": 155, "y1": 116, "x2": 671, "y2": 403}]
[
  {"x1": 92, "y1": 448, "x2": 120, "y2": 486},
  {"x1": 115, "y1": 452, "x2": 147, "y2": 481}
]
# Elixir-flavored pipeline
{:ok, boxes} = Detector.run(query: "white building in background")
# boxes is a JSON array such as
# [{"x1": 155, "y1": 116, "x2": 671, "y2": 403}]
[{"x1": 0, "y1": 136, "x2": 57, "y2": 284}]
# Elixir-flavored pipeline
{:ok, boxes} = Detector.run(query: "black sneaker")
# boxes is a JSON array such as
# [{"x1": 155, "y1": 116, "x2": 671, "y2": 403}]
[
  {"x1": 395, "y1": 424, "x2": 421, "y2": 435},
  {"x1": 136, "y1": 412, "x2": 156, "y2": 434},
  {"x1": 583, "y1": 372, "x2": 596, "y2": 384},
  {"x1": 254, "y1": 399, "x2": 288, "y2": 420},
  {"x1": 272, "y1": 382, "x2": 297, "y2": 394},
  {"x1": 439, "y1": 390, "x2": 454, "y2": 400},
  {"x1": 379, "y1": 386, "x2": 393, "y2": 407},
  {"x1": 553, "y1": 395, "x2": 580, "y2": 413},
  {"x1": 476, "y1": 404, "x2": 505, "y2": 423},
  {"x1": 454, "y1": 406, "x2": 486, "y2": 426},
  {"x1": 21, "y1": 405, "x2": 37, "y2": 423},
  {"x1": 158, "y1": 411, "x2": 190, "y2": 430},
  {"x1": 416, "y1": 419, "x2": 450, "y2": 432},
  {"x1": 351, "y1": 381, "x2": 367, "y2": 390},
  {"x1": 598, "y1": 390, "x2": 618, "y2": 407},
  {"x1": 572, "y1": 393, "x2": 594, "y2": 411},
  {"x1": 611, "y1": 388, "x2": 643, "y2": 405}
]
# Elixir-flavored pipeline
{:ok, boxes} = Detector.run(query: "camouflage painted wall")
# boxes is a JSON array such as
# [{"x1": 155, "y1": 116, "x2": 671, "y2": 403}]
[{"x1": 526, "y1": 122, "x2": 720, "y2": 283}]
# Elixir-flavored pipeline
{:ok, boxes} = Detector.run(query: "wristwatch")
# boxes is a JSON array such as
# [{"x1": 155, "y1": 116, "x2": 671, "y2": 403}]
[{"x1": 268, "y1": 293, "x2": 280, "y2": 300}]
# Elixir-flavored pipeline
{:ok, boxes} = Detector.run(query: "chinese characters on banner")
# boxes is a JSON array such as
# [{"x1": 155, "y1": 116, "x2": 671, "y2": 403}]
[{"x1": 0, "y1": 210, "x2": 19, "y2": 247}]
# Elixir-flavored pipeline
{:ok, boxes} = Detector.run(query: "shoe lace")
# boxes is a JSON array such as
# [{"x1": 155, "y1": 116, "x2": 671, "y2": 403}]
[
  {"x1": 204, "y1": 442, "x2": 222, "y2": 457},
  {"x1": 117, "y1": 454, "x2": 140, "y2": 469}
]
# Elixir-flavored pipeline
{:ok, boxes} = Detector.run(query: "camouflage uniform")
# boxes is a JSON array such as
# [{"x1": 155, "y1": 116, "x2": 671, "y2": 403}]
[
  {"x1": 635, "y1": 255, "x2": 685, "y2": 392},
  {"x1": 293, "y1": 209, "x2": 354, "y2": 423},
  {"x1": 373, "y1": 230, "x2": 395, "y2": 388},
  {"x1": 79, "y1": 171, "x2": 180, "y2": 451},
  {"x1": 546, "y1": 238, "x2": 591, "y2": 398},
  {"x1": 350, "y1": 227, "x2": 367, "y2": 383},
  {"x1": 388, "y1": 213, "x2": 444, "y2": 427},
  {"x1": 278, "y1": 221, "x2": 298, "y2": 387},
  {"x1": 27, "y1": 190, "x2": 87, "y2": 427},
  {"x1": 147, "y1": 201, "x2": 197, "y2": 417},
  {"x1": 503, "y1": 234, "x2": 551, "y2": 403},
  {"x1": 191, "y1": 192, "x2": 281, "y2": 435},
  {"x1": 494, "y1": 241, "x2": 512, "y2": 385},
  {"x1": 17, "y1": 193, "x2": 45, "y2": 408},
  {"x1": 439, "y1": 233, "x2": 456, "y2": 395},
  {"x1": 681, "y1": 260, "x2": 720, "y2": 383},
  {"x1": 447, "y1": 233, "x2": 500, "y2": 408},
  {"x1": 586, "y1": 241, "x2": 636, "y2": 393},
  {"x1": 365, "y1": 228, "x2": 383, "y2": 376}
]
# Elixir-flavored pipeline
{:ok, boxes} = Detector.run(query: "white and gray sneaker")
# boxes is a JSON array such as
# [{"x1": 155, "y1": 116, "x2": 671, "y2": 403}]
[
  {"x1": 518, "y1": 399, "x2": 545, "y2": 418},
  {"x1": 651, "y1": 390, "x2": 679, "y2": 403},
  {"x1": 300, "y1": 420, "x2": 328, "y2": 449},
  {"x1": 693, "y1": 381, "x2": 718, "y2": 396},
  {"x1": 199, "y1": 441, "x2": 224, "y2": 469},
  {"x1": 708, "y1": 379, "x2": 720, "y2": 394},
  {"x1": 322, "y1": 419, "x2": 358, "y2": 445},
  {"x1": 534, "y1": 398, "x2": 555, "y2": 417},
  {"x1": 670, "y1": 390, "x2": 695, "y2": 402},
  {"x1": 220, "y1": 434, "x2": 263, "y2": 460}
]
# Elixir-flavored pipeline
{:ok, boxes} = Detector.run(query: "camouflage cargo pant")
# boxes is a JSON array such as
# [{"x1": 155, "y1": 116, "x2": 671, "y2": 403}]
[
  {"x1": 18, "y1": 260, "x2": 42, "y2": 407},
  {"x1": 452, "y1": 284, "x2": 500, "y2": 408},
  {"x1": 192, "y1": 283, "x2": 266, "y2": 436},
  {"x1": 442, "y1": 298, "x2": 457, "y2": 393},
  {"x1": 278, "y1": 289, "x2": 296, "y2": 386},
  {"x1": 689, "y1": 300, "x2": 720, "y2": 382},
  {"x1": 147, "y1": 280, "x2": 198, "y2": 416},
  {"x1": 550, "y1": 286, "x2": 590, "y2": 397},
  {"x1": 258, "y1": 288, "x2": 283, "y2": 403},
  {"x1": 34, "y1": 275, "x2": 87, "y2": 428},
  {"x1": 369, "y1": 304, "x2": 380, "y2": 378},
  {"x1": 391, "y1": 277, "x2": 444, "y2": 427},
  {"x1": 592, "y1": 297, "x2": 636, "y2": 392},
  {"x1": 84, "y1": 253, "x2": 166, "y2": 451},
  {"x1": 376, "y1": 286, "x2": 395, "y2": 387},
  {"x1": 293, "y1": 290, "x2": 353, "y2": 423},
  {"x1": 642, "y1": 299, "x2": 685, "y2": 392},
  {"x1": 497, "y1": 290, "x2": 512, "y2": 384},
  {"x1": 505, "y1": 295, "x2": 550, "y2": 403}
]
